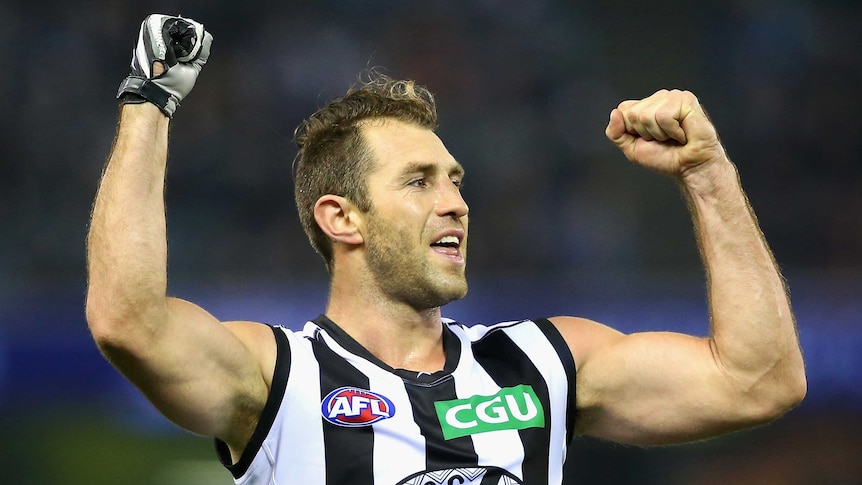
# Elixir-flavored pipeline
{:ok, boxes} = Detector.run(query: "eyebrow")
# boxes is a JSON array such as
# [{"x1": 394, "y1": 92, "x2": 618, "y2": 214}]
[{"x1": 401, "y1": 160, "x2": 465, "y2": 178}]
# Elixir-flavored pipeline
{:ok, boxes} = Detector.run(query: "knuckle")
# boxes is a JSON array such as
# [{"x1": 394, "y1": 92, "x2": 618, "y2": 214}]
[
  {"x1": 680, "y1": 90, "x2": 698, "y2": 103},
  {"x1": 617, "y1": 99, "x2": 636, "y2": 110},
  {"x1": 655, "y1": 109, "x2": 673, "y2": 123}
]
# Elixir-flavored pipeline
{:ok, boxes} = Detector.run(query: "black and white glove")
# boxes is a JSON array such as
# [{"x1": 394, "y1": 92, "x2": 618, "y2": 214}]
[{"x1": 117, "y1": 14, "x2": 213, "y2": 117}]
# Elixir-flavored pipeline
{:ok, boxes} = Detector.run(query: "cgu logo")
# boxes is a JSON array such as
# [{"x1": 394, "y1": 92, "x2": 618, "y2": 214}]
[
  {"x1": 434, "y1": 385, "x2": 545, "y2": 440},
  {"x1": 321, "y1": 387, "x2": 396, "y2": 427}
]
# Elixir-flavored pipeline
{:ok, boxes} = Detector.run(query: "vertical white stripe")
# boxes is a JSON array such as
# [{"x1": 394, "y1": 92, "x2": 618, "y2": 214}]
[
  {"x1": 450, "y1": 328, "x2": 527, "y2": 479},
  {"x1": 502, "y1": 323, "x2": 569, "y2": 484},
  {"x1": 269, "y1": 331, "x2": 327, "y2": 485},
  {"x1": 317, "y1": 330, "x2": 427, "y2": 484},
  {"x1": 368, "y1": 372, "x2": 427, "y2": 483}
]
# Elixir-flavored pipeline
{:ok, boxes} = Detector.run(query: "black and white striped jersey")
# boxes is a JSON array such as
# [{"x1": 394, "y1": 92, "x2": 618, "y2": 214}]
[{"x1": 216, "y1": 315, "x2": 577, "y2": 485}]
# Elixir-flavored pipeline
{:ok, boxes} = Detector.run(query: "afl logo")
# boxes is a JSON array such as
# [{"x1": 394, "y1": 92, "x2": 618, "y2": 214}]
[{"x1": 321, "y1": 387, "x2": 396, "y2": 427}]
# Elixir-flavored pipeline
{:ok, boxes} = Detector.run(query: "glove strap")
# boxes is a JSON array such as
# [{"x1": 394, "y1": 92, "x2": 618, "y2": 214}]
[{"x1": 117, "y1": 76, "x2": 179, "y2": 117}]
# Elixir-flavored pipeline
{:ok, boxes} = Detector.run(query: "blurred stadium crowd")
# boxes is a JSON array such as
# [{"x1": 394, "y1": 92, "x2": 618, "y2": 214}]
[{"x1": 1, "y1": 0, "x2": 860, "y2": 291}]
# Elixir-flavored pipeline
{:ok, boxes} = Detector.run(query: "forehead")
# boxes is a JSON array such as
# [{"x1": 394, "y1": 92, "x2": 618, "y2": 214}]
[{"x1": 360, "y1": 119, "x2": 462, "y2": 176}]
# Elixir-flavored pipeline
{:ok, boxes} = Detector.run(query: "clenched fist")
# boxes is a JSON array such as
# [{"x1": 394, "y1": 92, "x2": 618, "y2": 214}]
[
  {"x1": 606, "y1": 90, "x2": 728, "y2": 179},
  {"x1": 117, "y1": 14, "x2": 213, "y2": 117}
]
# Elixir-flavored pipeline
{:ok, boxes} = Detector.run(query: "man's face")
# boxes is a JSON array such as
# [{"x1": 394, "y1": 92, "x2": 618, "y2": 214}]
[{"x1": 359, "y1": 119, "x2": 469, "y2": 310}]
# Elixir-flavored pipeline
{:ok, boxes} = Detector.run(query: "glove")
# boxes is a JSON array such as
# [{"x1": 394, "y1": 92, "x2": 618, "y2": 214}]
[{"x1": 117, "y1": 14, "x2": 213, "y2": 117}]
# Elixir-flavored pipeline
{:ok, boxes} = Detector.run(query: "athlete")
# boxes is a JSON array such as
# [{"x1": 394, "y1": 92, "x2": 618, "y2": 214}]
[{"x1": 86, "y1": 14, "x2": 806, "y2": 485}]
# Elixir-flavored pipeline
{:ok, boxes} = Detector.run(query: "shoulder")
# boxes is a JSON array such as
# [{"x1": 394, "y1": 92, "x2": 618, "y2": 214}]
[
  {"x1": 223, "y1": 320, "x2": 279, "y2": 348},
  {"x1": 547, "y1": 316, "x2": 625, "y2": 371},
  {"x1": 223, "y1": 321, "x2": 280, "y2": 388}
]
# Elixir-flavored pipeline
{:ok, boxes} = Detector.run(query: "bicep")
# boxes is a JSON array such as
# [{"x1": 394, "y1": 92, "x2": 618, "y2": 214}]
[
  {"x1": 103, "y1": 297, "x2": 273, "y2": 444},
  {"x1": 552, "y1": 316, "x2": 755, "y2": 445}
]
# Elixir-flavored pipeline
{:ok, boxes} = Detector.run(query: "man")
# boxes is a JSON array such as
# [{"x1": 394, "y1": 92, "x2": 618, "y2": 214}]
[{"x1": 86, "y1": 14, "x2": 806, "y2": 485}]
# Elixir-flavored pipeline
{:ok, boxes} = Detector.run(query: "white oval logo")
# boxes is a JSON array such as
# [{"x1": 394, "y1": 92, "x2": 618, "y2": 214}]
[
  {"x1": 320, "y1": 387, "x2": 395, "y2": 427},
  {"x1": 397, "y1": 466, "x2": 523, "y2": 485}
]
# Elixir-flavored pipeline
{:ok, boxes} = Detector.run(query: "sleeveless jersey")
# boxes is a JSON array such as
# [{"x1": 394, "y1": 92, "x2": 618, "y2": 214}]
[{"x1": 216, "y1": 315, "x2": 577, "y2": 484}]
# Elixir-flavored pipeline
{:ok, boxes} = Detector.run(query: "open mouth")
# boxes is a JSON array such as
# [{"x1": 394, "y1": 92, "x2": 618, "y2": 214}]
[{"x1": 431, "y1": 235, "x2": 463, "y2": 259}]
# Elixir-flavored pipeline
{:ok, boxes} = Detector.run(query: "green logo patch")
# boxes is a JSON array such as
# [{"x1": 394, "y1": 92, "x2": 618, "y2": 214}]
[{"x1": 434, "y1": 384, "x2": 545, "y2": 440}]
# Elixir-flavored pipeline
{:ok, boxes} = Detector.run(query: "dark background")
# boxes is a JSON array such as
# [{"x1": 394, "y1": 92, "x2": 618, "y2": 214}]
[{"x1": 1, "y1": 1, "x2": 860, "y2": 483}]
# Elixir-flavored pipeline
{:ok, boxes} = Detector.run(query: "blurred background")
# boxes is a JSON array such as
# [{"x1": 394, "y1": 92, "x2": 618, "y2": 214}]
[{"x1": 1, "y1": 0, "x2": 860, "y2": 483}]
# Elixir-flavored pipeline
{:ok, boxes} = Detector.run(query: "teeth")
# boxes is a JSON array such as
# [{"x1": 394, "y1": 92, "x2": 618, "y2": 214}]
[{"x1": 436, "y1": 235, "x2": 460, "y2": 245}]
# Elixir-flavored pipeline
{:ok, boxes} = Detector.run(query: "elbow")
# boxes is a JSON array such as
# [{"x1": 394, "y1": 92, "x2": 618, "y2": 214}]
[
  {"x1": 86, "y1": 307, "x2": 155, "y2": 368},
  {"x1": 86, "y1": 294, "x2": 113, "y2": 344},
  {"x1": 85, "y1": 299, "x2": 130, "y2": 356},
  {"x1": 85, "y1": 290, "x2": 162, "y2": 357},
  {"x1": 772, "y1": 353, "x2": 808, "y2": 415},
  {"x1": 778, "y1": 366, "x2": 808, "y2": 412},
  {"x1": 747, "y1": 365, "x2": 808, "y2": 424}
]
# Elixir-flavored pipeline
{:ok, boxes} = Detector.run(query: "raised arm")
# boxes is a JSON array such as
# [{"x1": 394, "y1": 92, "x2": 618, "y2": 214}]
[
  {"x1": 85, "y1": 15, "x2": 274, "y2": 461},
  {"x1": 555, "y1": 89, "x2": 806, "y2": 445}
]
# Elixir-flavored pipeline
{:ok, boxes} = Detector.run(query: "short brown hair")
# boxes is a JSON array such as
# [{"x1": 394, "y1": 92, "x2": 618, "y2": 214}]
[{"x1": 292, "y1": 71, "x2": 439, "y2": 271}]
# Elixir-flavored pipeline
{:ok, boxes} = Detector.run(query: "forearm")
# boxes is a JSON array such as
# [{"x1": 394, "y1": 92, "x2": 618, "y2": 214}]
[
  {"x1": 86, "y1": 103, "x2": 171, "y2": 341},
  {"x1": 683, "y1": 159, "x2": 805, "y2": 401}
]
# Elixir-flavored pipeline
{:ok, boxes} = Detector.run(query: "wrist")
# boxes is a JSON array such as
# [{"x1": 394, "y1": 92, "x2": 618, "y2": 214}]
[
  {"x1": 117, "y1": 76, "x2": 178, "y2": 118},
  {"x1": 118, "y1": 102, "x2": 171, "y2": 134},
  {"x1": 680, "y1": 158, "x2": 741, "y2": 199}
]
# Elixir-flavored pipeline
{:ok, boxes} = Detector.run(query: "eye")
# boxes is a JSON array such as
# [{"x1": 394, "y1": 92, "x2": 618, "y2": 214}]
[
  {"x1": 451, "y1": 177, "x2": 464, "y2": 190},
  {"x1": 407, "y1": 178, "x2": 428, "y2": 188}
]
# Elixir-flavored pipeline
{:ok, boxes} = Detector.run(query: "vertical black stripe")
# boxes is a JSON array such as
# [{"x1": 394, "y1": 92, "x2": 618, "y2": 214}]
[
  {"x1": 533, "y1": 317, "x2": 578, "y2": 444},
  {"x1": 404, "y1": 376, "x2": 479, "y2": 471},
  {"x1": 472, "y1": 324, "x2": 551, "y2": 485},
  {"x1": 312, "y1": 339, "x2": 374, "y2": 485}
]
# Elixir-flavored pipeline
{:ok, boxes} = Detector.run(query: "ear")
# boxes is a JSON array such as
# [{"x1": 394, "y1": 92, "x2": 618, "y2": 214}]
[{"x1": 313, "y1": 195, "x2": 365, "y2": 246}]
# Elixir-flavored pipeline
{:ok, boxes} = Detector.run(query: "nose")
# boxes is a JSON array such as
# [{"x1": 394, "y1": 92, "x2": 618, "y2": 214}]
[{"x1": 436, "y1": 180, "x2": 469, "y2": 219}]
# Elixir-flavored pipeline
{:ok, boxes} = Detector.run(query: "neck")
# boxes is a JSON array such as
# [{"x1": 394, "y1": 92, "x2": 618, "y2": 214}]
[{"x1": 325, "y1": 274, "x2": 446, "y2": 373}]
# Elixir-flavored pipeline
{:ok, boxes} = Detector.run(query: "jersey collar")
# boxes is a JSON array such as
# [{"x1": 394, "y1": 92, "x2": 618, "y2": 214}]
[{"x1": 312, "y1": 314, "x2": 461, "y2": 384}]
